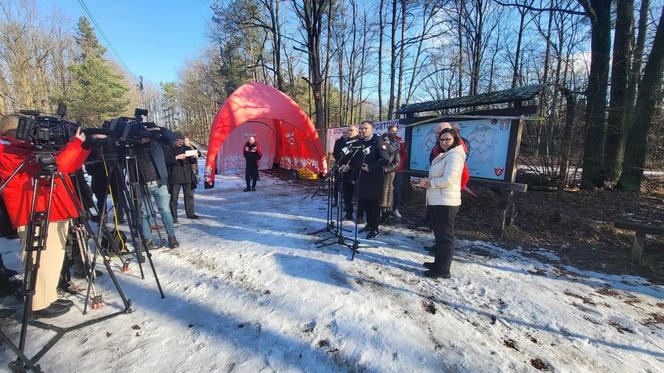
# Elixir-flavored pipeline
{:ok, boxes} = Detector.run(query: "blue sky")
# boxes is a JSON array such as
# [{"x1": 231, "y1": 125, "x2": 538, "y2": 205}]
[{"x1": 39, "y1": 0, "x2": 213, "y2": 84}]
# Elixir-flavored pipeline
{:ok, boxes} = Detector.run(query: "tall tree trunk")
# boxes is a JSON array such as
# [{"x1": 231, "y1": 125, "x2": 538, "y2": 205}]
[
  {"x1": 618, "y1": 5, "x2": 664, "y2": 191},
  {"x1": 272, "y1": 0, "x2": 284, "y2": 91},
  {"x1": 605, "y1": 0, "x2": 634, "y2": 182},
  {"x1": 456, "y1": 2, "x2": 464, "y2": 97},
  {"x1": 624, "y1": 0, "x2": 650, "y2": 134},
  {"x1": 580, "y1": 0, "x2": 611, "y2": 188},
  {"x1": 358, "y1": 10, "x2": 368, "y2": 120},
  {"x1": 324, "y1": 0, "x2": 332, "y2": 128},
  {"x1": 511, "y1": 8, "x2": 527, "y2": 89},
  {"x1": 293, "y1": 0, "x2": 326, "y2": 130},
  {"x1": 559, "y1": 85, "x2": 576, "y2": 188},
  {"x1": 395, "y1": 0, "x2": 406, "y2": 115},
  {"x1": 378, "y1": 0, "x2": 385, "y2": 121},
  {"x1": 387, "y1": 0, "x2": 398, "y2": 119}
]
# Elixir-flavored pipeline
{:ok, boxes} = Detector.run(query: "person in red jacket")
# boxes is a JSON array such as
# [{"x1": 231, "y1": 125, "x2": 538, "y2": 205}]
[{"x1": 0, "y1": 114, "x2": 90, "y2": 319}]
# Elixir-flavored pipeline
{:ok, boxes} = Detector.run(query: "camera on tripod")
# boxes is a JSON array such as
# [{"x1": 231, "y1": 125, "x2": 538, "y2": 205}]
[
  {"x1": 15, "y1": 104, "x2": 79, "y2": 149},
  {"x1": 99, "y1": 108, "x2": 157, "y2": 146}
]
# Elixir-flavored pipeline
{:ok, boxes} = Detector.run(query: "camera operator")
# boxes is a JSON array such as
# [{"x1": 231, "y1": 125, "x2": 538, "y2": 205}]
[
  {"x1": 0, "y1": 114, "x2": 90, "y2": 318},
  {"x1": 86, "y1": 146, "x2": 126, "y2": 223},
  {"x1": 338, "y1": 125, "x2": 359, "y2": 220},
  {"x1": 135, "y1": 125, "x2": 180, "y2": 249},
  {"x1": 164, "y1": 131, "x2": 199, "y2": 222},
  {"x1": 349, "y1": 121, "x2": 389, "y2": 239}
]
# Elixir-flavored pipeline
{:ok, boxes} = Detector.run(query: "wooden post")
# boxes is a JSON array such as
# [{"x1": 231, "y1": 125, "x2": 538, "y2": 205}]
[{"x1": 632, "y1": 232, "x2": 646, "y2": 264}]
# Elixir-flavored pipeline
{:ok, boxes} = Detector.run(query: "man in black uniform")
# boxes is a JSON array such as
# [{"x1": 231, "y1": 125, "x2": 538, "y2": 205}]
[
  {"x1": 337, "y1": 125, "x2": 359, "y2": 220},
  {"x1": 350, "y1": 121, "x2": 389, "y2": 239}
]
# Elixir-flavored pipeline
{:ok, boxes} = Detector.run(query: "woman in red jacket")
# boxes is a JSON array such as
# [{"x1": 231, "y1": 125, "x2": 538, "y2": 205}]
[{"x1": 0, "y1": 114, "x2": 90, "y2": 318}]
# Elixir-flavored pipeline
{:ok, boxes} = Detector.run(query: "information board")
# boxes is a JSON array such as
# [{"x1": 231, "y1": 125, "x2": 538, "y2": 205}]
[{"x1": 409, "y1": 119, "x2": 512, "y2": 180}]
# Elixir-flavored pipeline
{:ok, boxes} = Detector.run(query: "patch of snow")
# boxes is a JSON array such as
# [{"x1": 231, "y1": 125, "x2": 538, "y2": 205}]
[{"x1": 1, "y1": 169, "x2": 663, "y2": 372}]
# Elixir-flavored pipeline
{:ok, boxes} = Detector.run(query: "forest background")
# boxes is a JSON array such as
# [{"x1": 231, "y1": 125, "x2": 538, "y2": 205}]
[{"x1": 1, "y1": 0, "x2": 663, "y2": 191}]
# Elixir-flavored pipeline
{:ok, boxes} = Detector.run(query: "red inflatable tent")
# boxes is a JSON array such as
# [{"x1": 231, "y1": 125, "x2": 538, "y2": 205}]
[{"x1": 204, "y1": 82, "x2": 328, "y2": 188}]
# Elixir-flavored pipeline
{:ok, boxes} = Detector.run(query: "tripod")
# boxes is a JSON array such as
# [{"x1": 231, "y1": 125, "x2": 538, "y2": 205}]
[
  {"x1": 311, "y1": 147, "x2": 362, "y2": 259},
  {"x1": 94, "y1": 146, "x2": 164, "y2": 299},
  {"x1": 0, "y1": 151, "x2": 132, "y2": 372},
  {"x1": 308, "y1": 161, "x2": 343, "y2": 238}
]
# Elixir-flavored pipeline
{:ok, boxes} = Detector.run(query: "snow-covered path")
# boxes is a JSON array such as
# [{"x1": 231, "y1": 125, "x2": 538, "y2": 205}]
[{"x1": 1, "y1": 172, "x2": 663, "y2": 372}]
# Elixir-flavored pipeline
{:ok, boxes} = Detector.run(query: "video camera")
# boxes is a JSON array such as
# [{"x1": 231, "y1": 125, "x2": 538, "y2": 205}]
[
  {"x1": 97, "y1": 108, "x2": 157, "y2": 146},
  {"x1": 15, "y1": 104, "x2": 80, "y2": 149}
]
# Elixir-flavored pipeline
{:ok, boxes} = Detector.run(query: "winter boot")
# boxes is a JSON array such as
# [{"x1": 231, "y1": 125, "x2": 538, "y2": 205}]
[
  {"x1": 32, "y1": 302, "x2": 71, "y2": 319},
  {"x1": 168, "y1": 235, "x2": 180, "y2": 249}
]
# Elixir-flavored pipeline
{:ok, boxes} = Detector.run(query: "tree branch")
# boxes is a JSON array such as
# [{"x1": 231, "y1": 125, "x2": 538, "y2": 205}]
[{"x1": 492, "y1": 0, "x2": 587, "y2": 17}]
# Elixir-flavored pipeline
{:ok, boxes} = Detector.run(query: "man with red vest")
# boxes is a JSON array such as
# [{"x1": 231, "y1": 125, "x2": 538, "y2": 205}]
[{"x1": 0, "y1": 114, "x2": 90, "y2": 319}]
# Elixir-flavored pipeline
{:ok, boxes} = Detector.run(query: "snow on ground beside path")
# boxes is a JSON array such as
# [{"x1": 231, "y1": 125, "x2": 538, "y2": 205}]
[{"x1": 1, "y1": 171, "x2": 664, "y2": 372}]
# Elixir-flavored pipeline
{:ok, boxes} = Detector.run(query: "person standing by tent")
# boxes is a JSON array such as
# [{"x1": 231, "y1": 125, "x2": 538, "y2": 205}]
[{"x1": 243, "y1": 136, "x2": 262, "y2": 191}]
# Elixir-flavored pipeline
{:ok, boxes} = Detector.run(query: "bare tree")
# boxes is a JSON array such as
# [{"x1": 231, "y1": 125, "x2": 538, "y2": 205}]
[{"x1": 292, "y1": 0, "x2": 328, "y2": 129}]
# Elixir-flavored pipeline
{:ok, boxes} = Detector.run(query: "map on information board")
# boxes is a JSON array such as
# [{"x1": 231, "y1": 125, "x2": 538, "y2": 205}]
[{"x1": 409, "y1": 119, "x2": 512, "y2": 180}]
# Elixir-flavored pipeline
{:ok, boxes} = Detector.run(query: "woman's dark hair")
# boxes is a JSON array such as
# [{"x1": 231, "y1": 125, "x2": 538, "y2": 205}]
[{"x1": 438, "y1": 127, "x2": 461, "y2": 148}]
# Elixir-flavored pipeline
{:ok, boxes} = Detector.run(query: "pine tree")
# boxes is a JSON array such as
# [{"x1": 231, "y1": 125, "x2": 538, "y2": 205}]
[{"x1": 67, "y1": 16, "x2": 128, "y2": 126}]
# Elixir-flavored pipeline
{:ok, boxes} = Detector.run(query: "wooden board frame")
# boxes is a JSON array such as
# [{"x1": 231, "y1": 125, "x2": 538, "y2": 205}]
[{"x1": 399, "y1": 106, "x2": 532, "y2": 190}]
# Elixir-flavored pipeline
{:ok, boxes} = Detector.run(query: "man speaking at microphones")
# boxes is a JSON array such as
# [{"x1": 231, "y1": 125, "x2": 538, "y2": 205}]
[{"x1": 350, "y1": 120, "x2": 389, "y2": 239}]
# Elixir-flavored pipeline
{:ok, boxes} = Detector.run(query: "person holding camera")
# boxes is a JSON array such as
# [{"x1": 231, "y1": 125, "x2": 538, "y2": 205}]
[
  {"x1": 349, "y1": 121, "x2": 389, "y2": 239},
  {"x1": 135, "y1": 126, "x2": 180, "y2": 249},
  {"x1": 164, "y1": 131, "x2": 199, "y2": 222},
  {"x1": 243, "y1": 136, "x2": 262, "y2": 192},
  {"x1": 0, "y1": 114, "x2": 90, "y2": 318},
  {"x1": 419, "y1": 128, "x2": 466, "y2": 279}
]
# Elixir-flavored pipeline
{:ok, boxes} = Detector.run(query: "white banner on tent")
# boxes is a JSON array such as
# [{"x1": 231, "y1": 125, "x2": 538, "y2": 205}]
[{"x1": 325, "y1": 119, "x2": 404, "y2": 154}]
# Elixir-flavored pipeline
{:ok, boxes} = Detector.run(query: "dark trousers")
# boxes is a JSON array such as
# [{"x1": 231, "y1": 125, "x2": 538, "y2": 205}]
[
  {"x1": 342, "y1": 179, "x2": 355, "y2": 216},
  {"x1": 429, "y1": 205, "x2": 459, "y2": 273},
  {"x1": 393, "y1": 173, "x2": 403, "y2": 210},
  {"x1": 245, "y1": 165, "x2": 259, "y2": 189},
  {"x1": 170, "y1": 183, "x2": 195, "y2": 219},
  {"x1": 358, "y1": 198, "x2": 380, "y2": 230},
  {"x1": 91, "y1": 170, "x2": 125, "y2": 221}
]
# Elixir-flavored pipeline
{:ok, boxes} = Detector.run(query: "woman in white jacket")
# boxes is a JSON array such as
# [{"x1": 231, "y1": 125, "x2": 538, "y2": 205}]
[{"x1": 419, "y1": 128, "x2": 466, "y2": 278}]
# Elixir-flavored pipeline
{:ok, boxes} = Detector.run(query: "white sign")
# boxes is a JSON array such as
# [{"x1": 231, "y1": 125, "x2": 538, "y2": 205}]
[
  {"x1": 325, "y1": 119, "x2": 405, "y2": 154},
  {"x1": 409, "y1": 119, "x2": 512, "y2": 180}
]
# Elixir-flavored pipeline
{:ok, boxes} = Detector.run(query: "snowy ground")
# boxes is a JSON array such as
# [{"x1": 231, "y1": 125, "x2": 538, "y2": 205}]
[{"x1": 1, "y1": 171, "x2": 664, "y2": 372}]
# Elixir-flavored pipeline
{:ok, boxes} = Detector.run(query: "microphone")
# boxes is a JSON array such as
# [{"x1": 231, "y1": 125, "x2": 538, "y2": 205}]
[{"x1": 345, "y1": 138, "x2": 359, "y2": 145}]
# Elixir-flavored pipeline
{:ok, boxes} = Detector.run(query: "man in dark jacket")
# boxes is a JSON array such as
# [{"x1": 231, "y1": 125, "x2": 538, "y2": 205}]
[
  {"x1": 164, "y1": 132, "x2": 198, "y2": 222},
  {"x1": 350, "y1": 121, "x2": 389, "y2": 239},
  {"x1": 332, "y1": 128, "x2": 351, "y2": 207},
  {"x1": 136, "y1": 126, "x2": 179, "y2": 249},
  {"x1": 243, "y1": 136, "x2": 262, "y2": 191},
  {"x1": 338, "y1": 125, "x2": 359, "y2": 220}
]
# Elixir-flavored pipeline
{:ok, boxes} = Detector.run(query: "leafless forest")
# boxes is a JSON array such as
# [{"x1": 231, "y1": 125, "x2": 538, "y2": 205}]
[{"x1": 1, "y1": 0, "x2": 663, "y2": 190}]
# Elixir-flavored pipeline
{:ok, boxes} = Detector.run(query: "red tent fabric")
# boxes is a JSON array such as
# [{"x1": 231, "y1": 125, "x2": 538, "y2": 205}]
[{"x1": 204, "y1": 82, "x2": 328, "y2": 188}]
